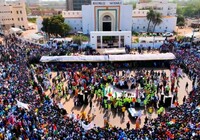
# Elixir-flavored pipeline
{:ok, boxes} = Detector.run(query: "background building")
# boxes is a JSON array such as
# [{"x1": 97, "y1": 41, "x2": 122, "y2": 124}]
[
  {"x1": 62, "y1": 0, "x2": 177, "y2": 34},
  {"x1": 0, "y1": 0, "x2": 28, "y2": 34},
  {"x1": 132, "y1": 0, "x2": 177, "y2": 32},
  {"x1": 66, "y1": 0, "x2": 91, "y2": 11},
  {"x1": 66, "y1": 0, "x2": 73, "y2": 11},
  {"x1": 39, "y1": 0, "x2": 66, "y2": 11},
  {"x1": 25, "y1": 0, "x2": 40, "y2": 5}
]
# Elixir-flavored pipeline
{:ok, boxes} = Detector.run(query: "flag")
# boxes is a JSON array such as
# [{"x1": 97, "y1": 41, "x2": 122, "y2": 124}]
[
  {"x1": 16, "y1": 100, "x2": 29, "y2": 111},
  {"x1": 82, "y1": 121, "x2": 95, "y2": 131},
  {"x1": 53, "y1": 124, "x2": 58, "y2": 135},
  {"x1": 115, "y1": 92, "x2": 117, "y2": 98}
]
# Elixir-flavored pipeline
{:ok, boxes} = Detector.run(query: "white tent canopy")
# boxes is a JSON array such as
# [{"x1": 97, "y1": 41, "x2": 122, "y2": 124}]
[
  {"x1": 40, "y1": 53, "x2": 176, "y2": 62},
  {"x1": 97, "y1": 48, "x2": 126, "y2": 54},
  {"x1": 9, "y1": 28, "x2": 23, "y2": 34},
  {"x1": 27, "y1": 33, "x2": 44, "y2": 40},
  {"x1": 40, "y1": 55, "x2": 109, "y2": 62},
  {"x1": 109, "y1": 53, "x2": 176, "y2": 61}
]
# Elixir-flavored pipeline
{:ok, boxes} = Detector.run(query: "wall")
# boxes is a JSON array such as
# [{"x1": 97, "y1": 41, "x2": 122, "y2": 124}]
[
  {"x1": 120, "y1": 5, "x2": 132, "y2": 31},
  {"x1": 136, "y1": 1, "x2": 177, "y2": 16},
  {"x1": 64, "y1": 18, "x2": 82, "y2": 32},
  {"x1": 131, "y1": 42, "x2": 163, "y2": 49},
  {"x1": 132, "y1": 16, "x2": 177, "y2": 33},
  {"x1": 36, "y1": 16, "x2": 43, "y2": 32},
  {"x1": 0, "y1": 1, "x2": 28, "y2": 30},
  {"x1": 82, "y1": 5, "x2": 94, "y2": 34},
  {"x1": 12, "y1": 2, "x2": 28, "y2": 29}
]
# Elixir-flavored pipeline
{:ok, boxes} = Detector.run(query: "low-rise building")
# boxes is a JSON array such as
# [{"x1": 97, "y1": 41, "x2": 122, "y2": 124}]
[{"x1": 0, "y1": 0, "x2": 28, "y2": 34}]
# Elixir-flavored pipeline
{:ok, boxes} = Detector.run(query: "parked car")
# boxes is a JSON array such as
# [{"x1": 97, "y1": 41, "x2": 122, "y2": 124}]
[
  {"x1": 193, "y1": 28, "x2": 199, "y2": 32},
  {"x1": 162, "y1": 32, "x2": 173, "y2": 37}
]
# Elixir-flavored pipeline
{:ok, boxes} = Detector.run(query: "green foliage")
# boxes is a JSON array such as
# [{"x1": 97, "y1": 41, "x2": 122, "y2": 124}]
[
  {"x1": 177, "y1": 0, "x2": 200, "y2": 17},
  {"x1": 147, "y1": 9, "x2": 162, "y2": 32},
  {"x1": 177, "y1": 21, "x2": 185, "y2": 27},
  {"x1": 132, "y1": 3, "x2": 136, "y2": 9},
  {"x1": 28, "y1": 18, "x2": 36, "y2": 23},
  {"x1": 72, "y1": 35, "x2": 89, "y2": 45},
  {"x1": 134, "y1": 38, "x2": 139, "y2": 43},
  {"x1": 152, "y1": 12, "x2": 162, "y2": 32},
  {"x1": 132, "y1": 31, "x2": 139, "y2": 36},
  {"x1": 102, "y1": 36, "x2": 112, "y2": 41},
  {"x1": 177, "y1": 36, "x2": 184, "y2": 41},
  {"x1": 177, "y1": 15, "x2": 185, "y2": 26},
  {"x1": 147, "y1": 9, "x2": 155, "y2": 32},
  {"x1": 41, "y1": 15, "x2": 71, "y2": 38}
]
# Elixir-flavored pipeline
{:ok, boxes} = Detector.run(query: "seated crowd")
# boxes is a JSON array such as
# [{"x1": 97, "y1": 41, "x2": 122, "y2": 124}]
[{"x1": 0, "y1": 35, "x2": 199, "y2": 139}]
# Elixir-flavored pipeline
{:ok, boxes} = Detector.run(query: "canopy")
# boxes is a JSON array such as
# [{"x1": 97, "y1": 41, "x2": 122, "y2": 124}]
[
  {"x1": 40, "y1": 55, "x2": 109, "y2": 62},
  {"x1": 9, "y1": 28, "x2": 23, "y2": 34},
  {"x1": 27, "y1": 33, "x2": 44, "y2": 40},
  {"x1": 40, "y1": 53, "x2": 176, "y2": 63},
  {"x1": 109, "y1": 53, "x2": 176, "y2": 61},
  {"x1": 97, "y1": 48, "x2": 126, "y2": 54}
]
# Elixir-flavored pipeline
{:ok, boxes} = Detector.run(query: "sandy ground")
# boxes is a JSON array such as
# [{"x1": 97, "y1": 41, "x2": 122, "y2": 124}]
[
  {"x1": 176, "y1": 26, "x2": 193, "y2": 36},
  {"x1": 0, "y1": 37, "x2": 3, "y2": 44},
  {"x1": 45, "y1": 68, "x2": 192, "y2": 129}
]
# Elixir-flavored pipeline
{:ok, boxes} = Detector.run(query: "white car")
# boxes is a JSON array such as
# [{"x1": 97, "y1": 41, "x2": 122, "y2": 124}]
[
  {"x1": 163, "y1": 32, "x2": 173, "y2": 37},
  {"x1": 193, "y1": 28, "x2": 199, "y2": 32}
]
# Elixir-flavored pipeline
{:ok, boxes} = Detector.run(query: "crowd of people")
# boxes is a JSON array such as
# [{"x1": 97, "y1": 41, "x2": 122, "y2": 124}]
[{"x1": 0, "y1": 35, "x2": 199, "y2": 139}]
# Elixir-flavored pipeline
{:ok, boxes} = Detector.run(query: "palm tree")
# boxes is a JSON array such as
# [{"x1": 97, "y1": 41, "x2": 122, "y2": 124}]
[
  {"x1": 146, "y1": 9, "x2": 155, "y2": 32},
  {"x1": 152, "y1": 12, "x2": 162, "y2": 32}
]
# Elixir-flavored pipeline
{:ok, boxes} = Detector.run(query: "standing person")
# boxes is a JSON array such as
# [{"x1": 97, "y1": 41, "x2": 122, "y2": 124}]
[
  {"x1": 144, "y1": 116, "x2": 148, "y2": 124},
  {"x1": 126, "y1": 121, "x2": 130, "y2": 130},
  {"x1": 177, "y1": 77, "x2": 180, "y2": 87},
  {"x1": 185, "y1": 82, "x2": 189, "y2": 91},
  {"x1": 135, "y1": 117, "x2": 141, "y2": 129},
  {"x1": 92, "y1": 105, "x2": 96, "y2": 116},
  {"x1": 183, "y1": 95, "x2": 186, "y2": 103},
  {"x1": 122, "y1": 106, "x2": 126, "y2": 118},
  {"x1": 89, "y1": 100, "x2": 92, "y2": 110}
]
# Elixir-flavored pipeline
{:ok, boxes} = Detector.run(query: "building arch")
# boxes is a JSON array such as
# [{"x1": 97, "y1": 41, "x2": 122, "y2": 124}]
[{"x1": 99, "y1": 12, "x2": 115, "y2": 31}]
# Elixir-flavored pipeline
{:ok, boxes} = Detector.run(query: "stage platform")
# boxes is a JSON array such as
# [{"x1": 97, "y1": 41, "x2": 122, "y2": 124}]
[{"x1": 97, "y1": 48, "x2": 126, "y2": 55}]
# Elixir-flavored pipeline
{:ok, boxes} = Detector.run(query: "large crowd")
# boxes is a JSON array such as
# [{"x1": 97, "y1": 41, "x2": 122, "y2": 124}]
[{"x1": 0, "y1": 35, "x2": 199, "y2": 139}]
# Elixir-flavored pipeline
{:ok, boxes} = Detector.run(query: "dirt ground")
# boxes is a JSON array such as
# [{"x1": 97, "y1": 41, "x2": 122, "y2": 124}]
[
  {"x1": 45, "y1": 68, "x2": 192, "y2": 129},
  {"x1": 176, "y1": 26, "x2": 195, "y2": 36}
]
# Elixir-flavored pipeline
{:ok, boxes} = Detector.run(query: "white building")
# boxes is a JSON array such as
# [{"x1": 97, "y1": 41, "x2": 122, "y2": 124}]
[
  {"x1": 0, "y1": 0, "x2": 28, "y2": 34},
  {"x1": 62, "y1": 0, "x2": 132, "y2": 34},
  {"x1": 133, "y1": 0, "x2": 177, "y2": 33},
  {"x1": 136, "y1": 0, "x2": 177, "y2": 16},
  {"x1": 132, "y1": 10, "x2": 177, "y2": 33},
  {"x1": 62, "y1": 0, "x2": 177, "y2": 34},
  {"x1": 62, "y1": 0, "x2": 133, "y2": 50}
]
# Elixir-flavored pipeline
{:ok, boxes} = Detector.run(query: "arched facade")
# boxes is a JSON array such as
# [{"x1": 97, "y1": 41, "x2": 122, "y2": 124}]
[{"x1": 99, "y1": 13, "x2": 115, "y2": 31}]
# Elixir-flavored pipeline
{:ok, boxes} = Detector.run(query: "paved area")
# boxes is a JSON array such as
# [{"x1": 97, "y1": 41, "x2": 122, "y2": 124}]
[{"x1": 45, "y1": 69, "x2": 192, "y2": 129}]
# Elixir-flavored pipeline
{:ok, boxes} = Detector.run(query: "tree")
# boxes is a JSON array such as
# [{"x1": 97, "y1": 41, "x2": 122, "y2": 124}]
[
  {"x1": 146, "y1": 9, "x2": 155, "y2": 32},
  {"x1": 72, "y1": 35, "x2": 89, "y2": 45},
  {"x1": 177, "y1": 21, "x2": 185, "y2": 27},
  {"x1": 132, "y1": 3, "x2": 136, "y2": 9},
  {"x1": 177, "y1": 15, "x2": 185, "y2": 26},
  {"x1": 41, "y1": 15, "x2": 71, "y2": 38},
  {"x1": 152, "y1": 12, "x2": 162, "y2": 32},
  {"x1": 41, "y1": 18, "x2": 50, "y2": 37},
  {"x1": 176, "y1": 0, "x2": 200, "y2": 18}
]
